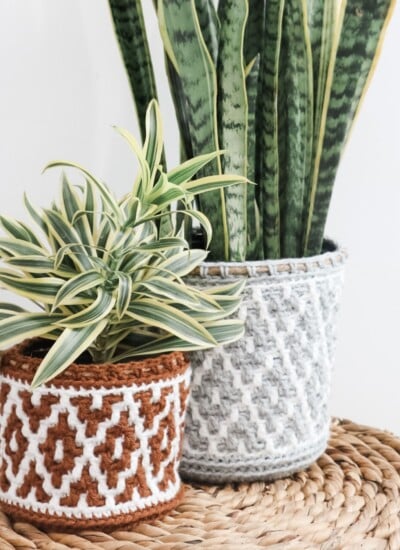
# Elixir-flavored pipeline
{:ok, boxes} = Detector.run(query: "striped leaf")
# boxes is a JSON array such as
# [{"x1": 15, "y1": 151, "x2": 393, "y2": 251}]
[
  {"x1": 0, "y1": 216, "x2": 41, "y2": 246},
  {"x1": 53, "y1": 270, "x2": 104, "y2": 310},
  {"x1": 127, "y1": 298, "x2": 216, "y2": 346},
  {"x1": 108, "y1": 0, "x2": 158, "y2": 141},
  {"x1": 159, "y1": 0, "x2": 227, "y2": 259},
  {"x1": 183, "y1": 174, "x2": 248, "y2": 196},
  {"x1": 31, "y1": 321, "x2": 108, "y2": 388},
  {"x1": 60, "y1": 174, "x2": 94, "y2": 251},
  {"x1": 305, "y1": 0, "x2": 396, "y2": 255},
  {"x1": 140, "y1": 276, "x2": 219, "y2": 311},
  {"x1": 167, "y1": 151, "x2": 223, "y2": 185},
  {"x1": 115, "y1": 272, "x2": 132, "y2": 319},
  {"x1": 156, "y1": 249, "x2": 208, "y2": 278},
  {"x1": 0, "y1": 313, "x2": 61, "y2": 350},
  {"x1": 257, "y1": 0, "x2": 285, "y2": 259},
  {"x1": 244, "y1": 0, "x2": 266, "y2": 65},
  {"x1": 195, "y1": 0, "x2": 220, "y2": 64},
  {"x1": 0, "y1": 238, "x2": 47, "y2": 258},
  {"x1": 279, "y1": 0, "x2": 313, "y2": 258},
  {"x1": 59, "y1": 290, "x2": 115, "y2": 327},
  {"x1": 6, "y1": 256, "x2": 74, "y2": 277},
  {"x1": 0, "y1": 271, "x2": 63, "y2": 304},
  {"x1": 143, "y1": 99, "x2": 164, "y2": 179},
  {"x1": 217, "y1": 0, "x2": 249, "y2": 261}
]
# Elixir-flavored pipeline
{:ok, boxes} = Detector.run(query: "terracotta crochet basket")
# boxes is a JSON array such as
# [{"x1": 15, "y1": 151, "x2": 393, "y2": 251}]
[{"x1": 0, "y1": 340, "x2": 191, "y2": 530}]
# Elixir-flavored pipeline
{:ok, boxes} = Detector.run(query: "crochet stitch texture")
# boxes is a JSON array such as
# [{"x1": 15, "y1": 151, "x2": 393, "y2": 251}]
[
  {"x1": 0, "y1": 345, "x2": 191, "y2": 529},
  {"x1": 181, "y1": 242, "x2": 346, "y2": 483}
]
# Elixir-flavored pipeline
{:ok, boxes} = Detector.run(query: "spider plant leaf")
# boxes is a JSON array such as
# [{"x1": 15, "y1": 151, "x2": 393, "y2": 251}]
[
  {"x1": 58, "y1": 289, "x2": 115, "y2": 327},
  {"x1": 0, "y1": 313, "x2": 62, "y2": 350},
  {"x1": 157, "y1": 249, "x2": 208, "y2": 278},
  {"x1": 115, "y1": 318, "x2": 244, "y2": 359},
  {"x1": 279, "y1": 0, "x2": 313, "y2": 258},
  {"x1": 41, "y1": 209, "x2": 93, "y2": 271},
  {"x1": 44, "y1": 161, "x2": 122, "y2": 223},
  {"x1": 136, "y1": 237, "x2": 188, "y2": 252},
  {"x1": 244, "y1": 0, "x2": 266, "y2": 65},
  {"x1": 31, "y1": 320, "x2": 108, "y2": 388},
  {"x1": 167, "y1": 151, "x2": 223, "y2": 185},
  {"x1": 0, "y1": 216, "x2": 41, "y2": 247},
  {"x1": 6, "y1": 256, "x2": 74, "y2": 278},
  {"x1": 115, "y1": 272, "x2": 132, "y2": 319},
  {"x1": 108, "y1": 0, "x2": 158, "y2": 141},
  {"x1": 127, "y1": 298, "x2": 216, "y2": 346},
  {"x1": 0, "y1": 270, "x2": 63, "y2": 304},
  {"x1": 143, "y1": 99, "x2": 164, "y2": 180},
  {"x1": 159, "y1": 0, "x2": 227, "y2": 259},
  {"x1": 245, "y1": 55, "x2": 262, "y2": 259},
  {"x1": 114, "y1": 127, "x2": 152, "y2": 199},
  {"x1": 0, "y1": 238, "x2": 48, "y2": 258},
  {"x1": 174, "y1": 294, "x2": 242, "y2": 320},
  {"x1": 305, "y1": 0, "x2": 396, "y2": 255},
  {"x1": 182, "y1": 174, "x2": 248, "y2": 195},
  {"x1": 195, "y1": 0, "x2": 220, "y2": 63},
  {"x1": 23, "y1": 193, "x2": 49, "y2": 237},
  {"x1": 140, "y1": 276, "x2": 219, "y2": 312},
  {"x1": 258, "y1": 0, "x2": 285, "y2": 259},
  {"x1": 53, "y1": 270, "x2": 104, "y2": 310},
  {"x1": 217, "y1": 0, "x2": 249, "y2": 261}
]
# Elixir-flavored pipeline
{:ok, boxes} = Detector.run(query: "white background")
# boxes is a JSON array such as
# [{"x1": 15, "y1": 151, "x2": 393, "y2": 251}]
[{"x1": 0, "y1": 2, "x2": 399, "y2": 433}]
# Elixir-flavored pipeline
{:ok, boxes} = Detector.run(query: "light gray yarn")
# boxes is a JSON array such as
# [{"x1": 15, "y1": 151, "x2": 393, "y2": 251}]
[{"x1": 180, "y1": 242, "x2": 346, "y2": 483}]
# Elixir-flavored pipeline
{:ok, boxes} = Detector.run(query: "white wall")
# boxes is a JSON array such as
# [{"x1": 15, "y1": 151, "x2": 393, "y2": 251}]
[{"x1": 0, "y1": 1, "x2": 399, "y2": 433}]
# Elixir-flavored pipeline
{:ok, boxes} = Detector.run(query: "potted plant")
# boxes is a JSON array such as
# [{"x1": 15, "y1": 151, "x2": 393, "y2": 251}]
[
  {"x1": 0, "y1": 100, "x2": 246, "y2": 527},
  {"x1": 108, "y1": 1, "x2": 395, "y2": 482}
]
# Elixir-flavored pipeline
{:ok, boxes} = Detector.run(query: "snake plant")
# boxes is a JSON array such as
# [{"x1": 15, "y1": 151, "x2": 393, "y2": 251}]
[
  {"x1": 109, "y1": 0, "x2": 396, "y2": 260},
  {"x1": 0, "y1": 101, "x2": 246, "y2": 388}
]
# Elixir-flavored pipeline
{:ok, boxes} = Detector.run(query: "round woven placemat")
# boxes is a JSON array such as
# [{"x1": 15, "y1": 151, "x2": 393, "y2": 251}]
[{"x1": 0, "y1": 418, "x2": 399, "y2": 550}]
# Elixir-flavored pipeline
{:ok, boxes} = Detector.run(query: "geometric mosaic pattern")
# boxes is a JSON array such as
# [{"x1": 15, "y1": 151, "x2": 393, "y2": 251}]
[
  {"x1": 181, "y1": 247, "x2": 346, "y2": 483},
  {"x1": 0, "y1": 367, "x2": 190, "y2": 527}
]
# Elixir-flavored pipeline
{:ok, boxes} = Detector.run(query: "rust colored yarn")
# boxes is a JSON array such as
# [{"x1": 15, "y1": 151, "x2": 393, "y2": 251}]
[
  {"x1": 0, "y1": 419, "x2": 399, "y2": 548},
  {"x1": 0, "y1": 340, "x2": 191, "y2": 530}
]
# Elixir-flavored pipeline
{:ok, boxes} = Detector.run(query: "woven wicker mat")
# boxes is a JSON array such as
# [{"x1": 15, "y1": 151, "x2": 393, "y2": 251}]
[{"x1": 1, "y1": 418, "x2": 399, "y2": 550}]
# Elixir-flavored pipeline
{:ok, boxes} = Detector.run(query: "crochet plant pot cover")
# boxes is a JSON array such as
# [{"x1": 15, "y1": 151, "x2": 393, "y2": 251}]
[
  {"x1": 0, "y1": 341, "x2": 191, "y2": 530},
  {"x1": 181, "y1": 241, "x2": 346, "y2": 483}
]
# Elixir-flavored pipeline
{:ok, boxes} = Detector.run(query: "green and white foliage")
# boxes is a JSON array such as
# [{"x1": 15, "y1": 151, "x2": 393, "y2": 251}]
[
  {"x1": 0, "y1": 101, "x2": 246, "y2": 388},
  {"x1": 109, "y1": 0, "x2": 396, "y2": 260}
]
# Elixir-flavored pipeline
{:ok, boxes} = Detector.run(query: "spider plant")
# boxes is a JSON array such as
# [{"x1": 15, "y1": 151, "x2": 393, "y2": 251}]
[
  {"x1": 109, "y1": 0, "x2": 396, "y2": 260},
  {"x1": 0, "y1": 100, "x2": 247, "y2": 388}
]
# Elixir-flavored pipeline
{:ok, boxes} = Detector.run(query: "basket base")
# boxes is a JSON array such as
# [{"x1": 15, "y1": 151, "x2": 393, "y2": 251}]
[
  {"x1": 0, "y1": 486, "x2": 185, "y2": 531},
  {"x1": 180, "y1": 433, "x2": 329, "y2": 484}
]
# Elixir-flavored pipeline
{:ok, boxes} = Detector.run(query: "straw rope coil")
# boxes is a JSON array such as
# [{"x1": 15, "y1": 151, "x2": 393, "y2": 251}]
[{"x1": 0, "y1": 418, "x2": 399, "y2": 549}]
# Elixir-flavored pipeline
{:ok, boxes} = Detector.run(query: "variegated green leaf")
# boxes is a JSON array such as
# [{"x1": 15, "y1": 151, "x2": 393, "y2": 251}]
[
  {"x1": 0, "y1": 270, "x2": 63, "y2": 304},
  {"x1": 279, "y1": 0, "x2": 313, "y2": 258},
  {"x1": 244, "y1": 0, "x2": 266, "y2": 65},
  {"x1": 217, "y1": 0, "x2": 248, "y2": 261},
  {"x1": 305, "y1": 0, "x2": 396, "y2": 255},
  {"x1": 31, "y1": 320, "x2": 108, "y2": 388},
  {"x1": 0, "y1": 313, "x2": 62, "y2": 350},
  {"x1": 108, "y1": 0, "x2": 158, "y2": 141},
  {"x1": 195, "y1": 0, "x2": 220, "y2": 64},
  {"x1": 59, "y1": 289, "x2": 115, "y2": 327},
  {"x1": 182, "y1": 174, "x2": 248, "y2": 195},
  {"x1": 115, "y1": 272, "x2": 132, "y2": 319},
  {"x1": 258, "y1": 0, "x2": 285, "y2": 259},
  {"x1": 127, "y1": 298, "x2": 216, "y2": 346},
  {"x1": 0, "y1": 216, "x2": 41, "y2": 246},
  {"x1": 167, "y1": 151, "x2": 222, "y2": 185},
  {"x1": 156, "y1": 249, "x2": 208, "y2": 278},
  {"x1": 53, "y1": 270, "x2": 104, "y2": 310}
]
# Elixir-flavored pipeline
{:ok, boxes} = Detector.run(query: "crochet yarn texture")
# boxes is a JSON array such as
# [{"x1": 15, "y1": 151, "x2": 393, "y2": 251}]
[
  {"x1": 181, "y1": 242, "x2": 346, "y2": 483},
  {"x1": 0, "y1": 342, "x2": 191, "y2": 529}
]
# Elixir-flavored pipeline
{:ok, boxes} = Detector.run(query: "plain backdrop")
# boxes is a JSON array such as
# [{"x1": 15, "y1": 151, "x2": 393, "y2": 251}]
[{"x1": 0, "y1": 1, "x2": 399, "y2": 433}]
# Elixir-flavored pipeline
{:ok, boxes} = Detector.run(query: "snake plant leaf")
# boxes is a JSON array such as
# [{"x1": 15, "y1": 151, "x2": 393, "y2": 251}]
[
  {"x1": 58, "y1": 290, "x2": 115, "y2": 328},
  {"x1": 31, "y1": 320, "x2": 108, "y2": 388},
  {"x1": 244, "y1": 0, "x2": 266, "y2": 65},
  {"x1": 0, "y1": 216, "x2": 41, "y2": 246},
  {"x1": 195, "y1": 0, "x2": 220, "y2": 64},
  {"x1": 245, "y1": 55, "x2": 262, "y2": 260},
  {"x1": 258, "y1": 0, "x2": 285, "y2": 259},
  {"x1": 127, "y1": 298, "x2": 216, "y2": 346},
  {"x1": 108, "y1": 0, "x2": 158, "y2": 142},
  {"x1": 0, "y1": 313, "x2": 62, "y2": 350},
  {"x1": 217, "y1": 0, "x2": 249, "y2": 261},
  {"x1": 305, "y1": 0, "x2": 396, "y2": 255},
  {"x1": 167, "y1": 151, "x2": 223, "y2": 185},
  {"x1": 279, "y1": 0, "x2": 313, "y2": 258},
  {"x1": 53, "y1": 270, "x2": 104, "y2": 311},
  {"x1": 159, "y1": 0, "x2": 227, "y2": 260}
]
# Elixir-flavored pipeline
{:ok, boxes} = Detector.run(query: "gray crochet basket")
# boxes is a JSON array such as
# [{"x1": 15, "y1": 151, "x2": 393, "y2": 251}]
[{"x1": 180, "y1": 240, "x2": 347, "y2": 483}]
